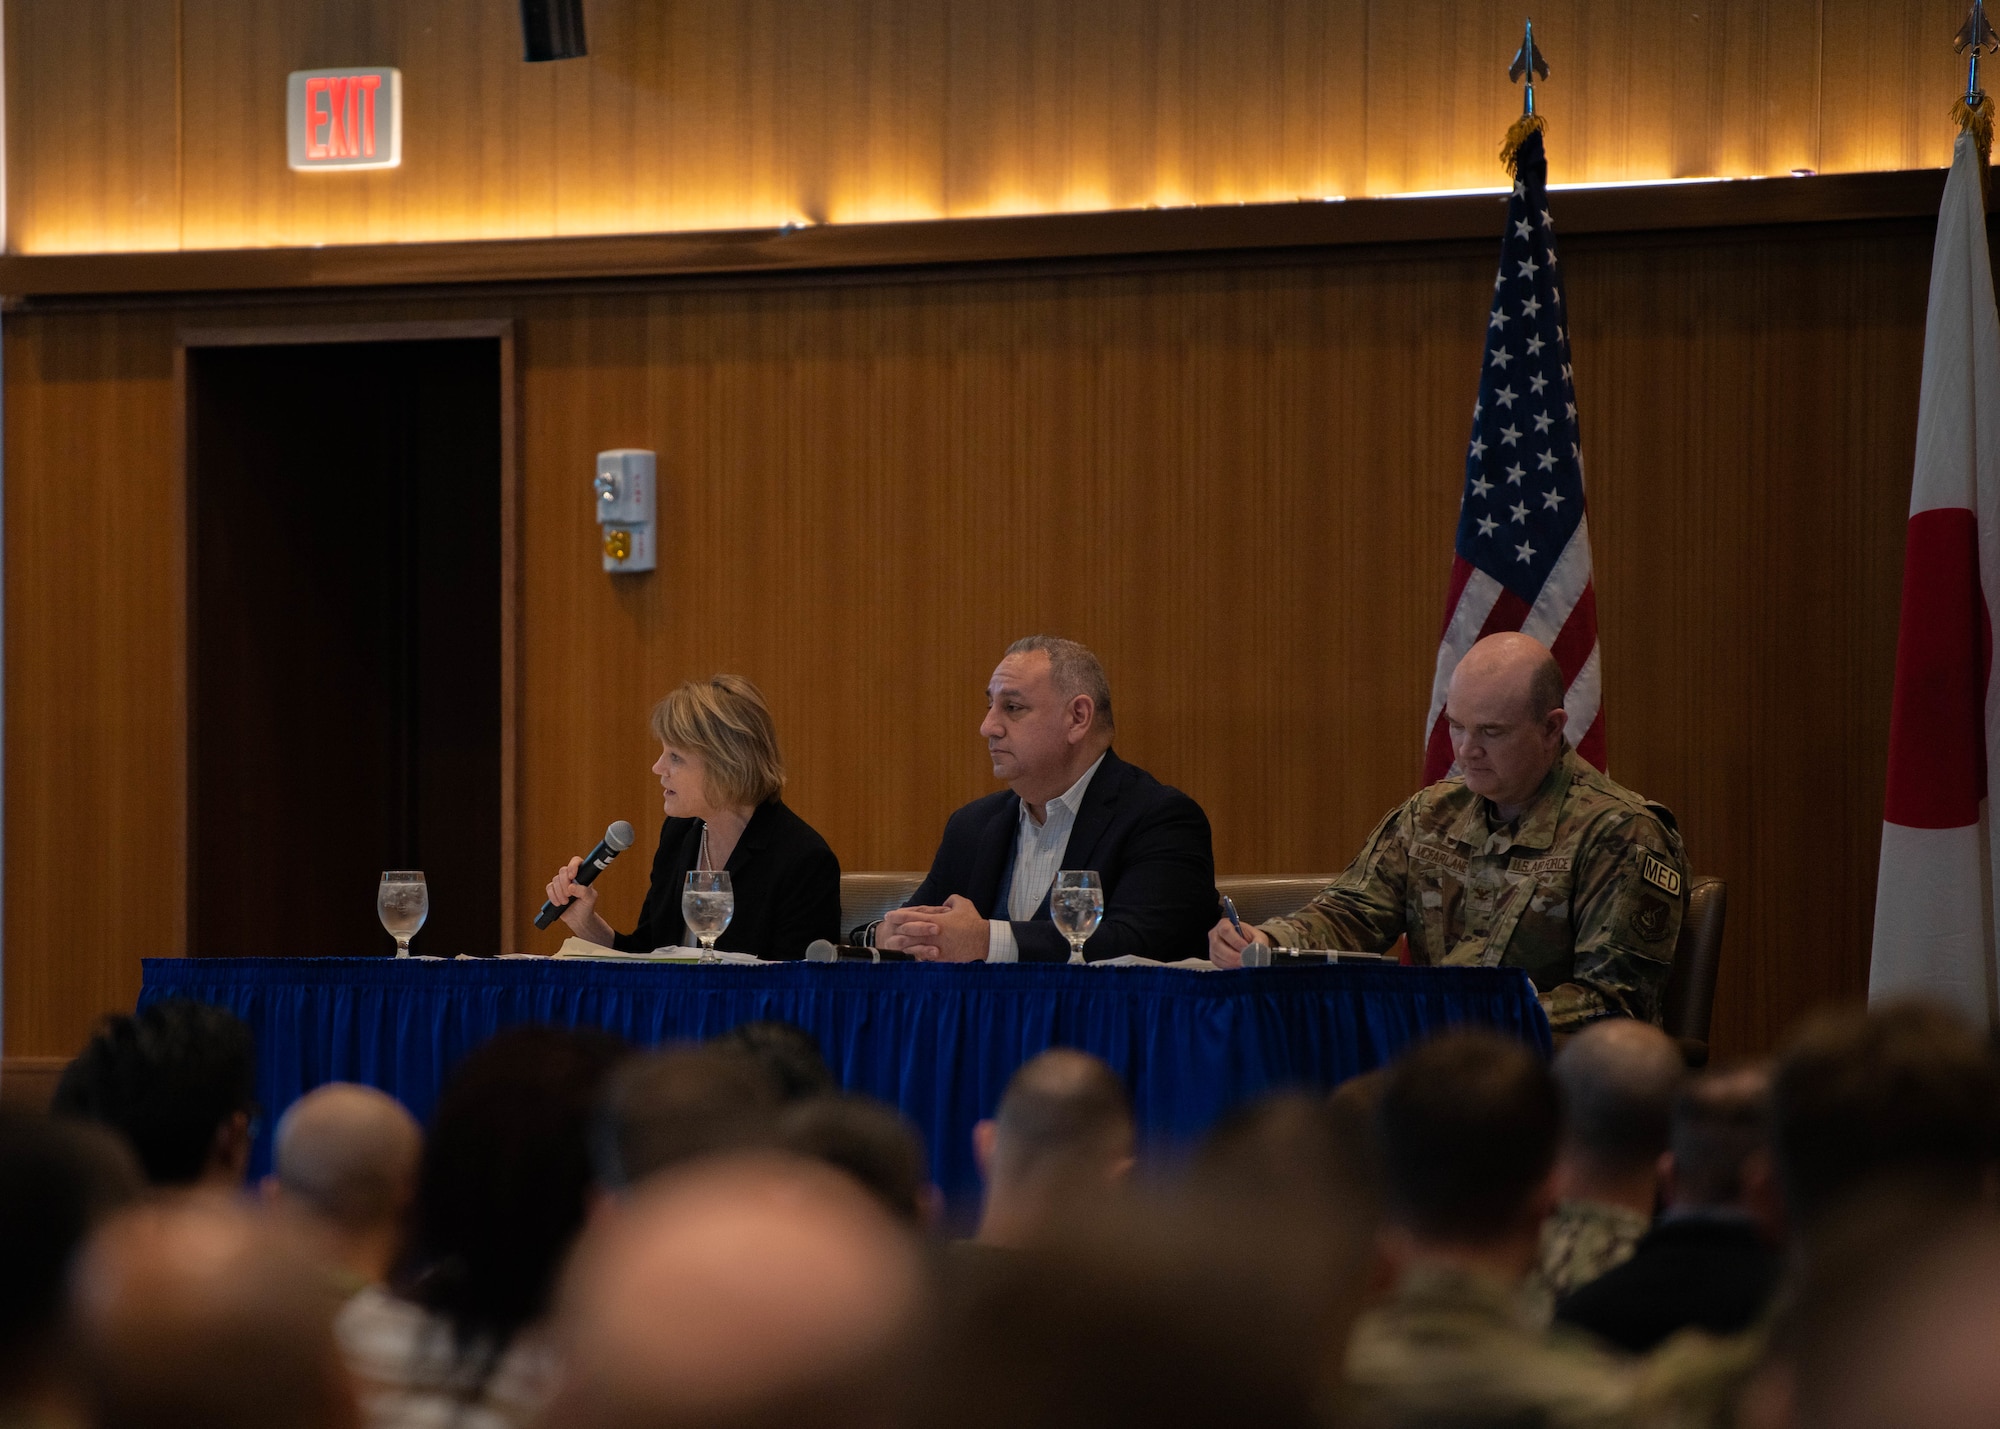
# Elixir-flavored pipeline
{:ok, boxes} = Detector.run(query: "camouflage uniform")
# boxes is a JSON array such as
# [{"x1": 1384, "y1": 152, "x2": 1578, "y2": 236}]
[
  {"x1": 1537, "y1": 1198, "x2": 1651, "y2": 1300},
  {"x1": 1344, "y1": 1265, "x2": 1637, "y2": 1429},
  {"x1": 1261, "y1": 745, "x2": 1686, "y2": 1032}
]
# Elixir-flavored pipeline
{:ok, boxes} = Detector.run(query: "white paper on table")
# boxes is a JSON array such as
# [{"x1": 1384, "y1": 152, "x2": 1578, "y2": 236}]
[
  {"x1": 551, "y1": 939, "x2": 770, "y2": 966},
  {"x1": 1088, "y1": 955, "x2": 1218, "y2": 971}
]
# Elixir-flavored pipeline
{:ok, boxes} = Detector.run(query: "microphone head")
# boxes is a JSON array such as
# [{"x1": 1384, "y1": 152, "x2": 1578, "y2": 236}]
[
  {"x1": 605, "y1": 820, "x2": 636, "y2": 852},
  {"x1": 805, "y1": 938, "x2": 837, "y2": 963}
]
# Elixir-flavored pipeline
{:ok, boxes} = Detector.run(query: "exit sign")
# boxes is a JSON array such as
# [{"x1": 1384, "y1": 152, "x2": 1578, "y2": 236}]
[{"x1": 287, "y1": 68, "x2": 401, "y2": 170}]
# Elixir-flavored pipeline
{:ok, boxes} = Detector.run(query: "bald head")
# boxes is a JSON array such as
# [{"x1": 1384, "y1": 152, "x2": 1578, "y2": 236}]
[
  {"x1": 274, "y1": 1084, "x2": 420, "y2": 1234},
  {"x1": 71, "y1": 1198, "x2": 357, "y2": 1429},
  {"x1": 548, "y1": 1155, "x2": 923, "y2": 1429},
  {"x1": 1553, "y1": 1020, "x2": 1686, "y2": 1176},
  {"x1": 1443, "y1": 633, "x2": 1570, "y2": 808},
  {"x1": 991, "y1": 1050, "x2": 1134, "y2": 1188}
]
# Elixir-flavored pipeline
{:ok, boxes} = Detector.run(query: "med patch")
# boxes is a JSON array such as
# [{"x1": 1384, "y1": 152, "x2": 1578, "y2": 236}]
[{"x1": 1641, "y1": 852, "x2": 1682, "y2": 897}]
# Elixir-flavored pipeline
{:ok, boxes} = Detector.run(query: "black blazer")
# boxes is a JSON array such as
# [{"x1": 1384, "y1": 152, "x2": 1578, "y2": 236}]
[
  {"x1": 1554, "y1": 1214, "x2": 1781, "y2": 1354},
  {"x1": 880, "y1": 749, "x2": 1217, "y2": 963},
  {"x1": 612, "y1": 798, "x2": 841, "y2": 960}
]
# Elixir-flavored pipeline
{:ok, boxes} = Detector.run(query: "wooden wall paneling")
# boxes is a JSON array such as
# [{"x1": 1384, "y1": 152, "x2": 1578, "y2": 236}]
[
  {"x1": 1572, "y1": 225, "x2": 1929, "y2": 1056},
  {"x1": 5, "y1": 0, "x2": 181, "y2": 253},
  {"x1": 1819, "y1": 0, "x2": 1968, "y2": 176},
  {"x1": 16, "y1": 0, "x2": 1988, "y2": 257},
  {"x1": 4, "y1": 309, "x2": 184, "y2": 1058}
]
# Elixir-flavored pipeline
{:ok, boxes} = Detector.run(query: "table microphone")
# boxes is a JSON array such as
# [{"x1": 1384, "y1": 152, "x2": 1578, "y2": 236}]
[
  {"x1": 535, "y1": 820, "x2": 636, "y2": 930},
  {"x1": 805, "y1": 939, "x2": 837, "y2": 963}
]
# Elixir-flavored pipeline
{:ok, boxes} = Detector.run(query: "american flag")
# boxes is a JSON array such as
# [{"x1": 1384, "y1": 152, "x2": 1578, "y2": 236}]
[{"x1": 1422, "y1": 127, "x2": 1604, "y2": 782}]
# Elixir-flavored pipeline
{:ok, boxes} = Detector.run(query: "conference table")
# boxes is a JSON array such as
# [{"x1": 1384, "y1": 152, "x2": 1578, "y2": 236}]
[{"x1": 138, "y1": 956, "x2": 1552, "y2": 1210}]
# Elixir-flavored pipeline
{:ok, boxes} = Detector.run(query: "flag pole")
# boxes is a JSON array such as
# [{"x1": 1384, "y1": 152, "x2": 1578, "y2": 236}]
[
  {"x1": 1953, "y1": 0, "x2": 1996, "y2": 170},
  {"x1": 1502, "y1": 19, "x2": 1550, "y2": 174}
]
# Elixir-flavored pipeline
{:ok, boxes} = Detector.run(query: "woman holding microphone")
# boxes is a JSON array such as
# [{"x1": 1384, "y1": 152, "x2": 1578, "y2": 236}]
[{"x1": 545, "y1": 675, "x2": 841, "y2": 959}]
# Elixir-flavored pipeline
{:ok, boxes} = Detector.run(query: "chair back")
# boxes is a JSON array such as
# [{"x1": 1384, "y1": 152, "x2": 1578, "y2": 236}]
[
  {"x1": 839, "y1": 872, "x2": 928, "y2": 937},
  {"x1": 837, "y1": 871, "x2": 1334, "y2": 944},
  {"x1": 1215, "y1": 874, "x2": 1335, "y2": 928},
  {"x1": 1661, "y1": 875, "x2": 1727, "y2": 1066}
]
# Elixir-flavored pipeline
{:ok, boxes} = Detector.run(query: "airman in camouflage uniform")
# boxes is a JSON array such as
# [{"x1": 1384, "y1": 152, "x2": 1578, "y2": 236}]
[
  {"x1": 1343, "y1": 1265, "x2": 1638, "y2": 1429},
  {"x1": 1211, "y1": 632, "x2": 1687, "y2": 1033},
  {"x1": 1536, "y1": 1196, "x2": 1650, "y2": 1300},
  {"x1": 1261, "y1": 743, "x2": 1686, "y2": 1031}
]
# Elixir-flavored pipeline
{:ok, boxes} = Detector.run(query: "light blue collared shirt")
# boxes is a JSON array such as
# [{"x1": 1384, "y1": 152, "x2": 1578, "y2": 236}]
[{"x1": 986, "y1": 753, "x2": 1106, "y2": 963}]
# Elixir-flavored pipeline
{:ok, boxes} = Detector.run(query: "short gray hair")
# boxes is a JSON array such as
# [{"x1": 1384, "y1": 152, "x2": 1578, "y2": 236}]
[{"x1": 1005, "y1": 636, "x2": 1113, "y2": 731}]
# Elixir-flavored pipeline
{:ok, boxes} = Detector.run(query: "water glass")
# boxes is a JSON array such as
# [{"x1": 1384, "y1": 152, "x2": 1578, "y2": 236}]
[
  {"x1": 378, "y1": 872, "x2": 428, "y2": 958},
  {"x1": 1051, "y1": 870, "x2": 1105, "y2": 966},
  {"x1": 683, "y1": 870, "x2": 735, "y2": 959}
]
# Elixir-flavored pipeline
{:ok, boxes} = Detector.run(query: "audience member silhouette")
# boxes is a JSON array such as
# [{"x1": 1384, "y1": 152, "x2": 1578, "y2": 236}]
[
  {"x1": 972, "y1": 1049, "x2": 1134, "y2": 1250},
  {"x1": 71, "y1": 1196, "x2": 357, "y2": 1429},
  {"x1": 1539, "y1": 1018, "x2": 1684, "y2": 1298},
  {"x1": 268, "y1": 1083, "x2": 422, "y2": 1291},
  {"x1": 777, "y1": 1094, "x2": 933, "y2": 1227},
  {"x1": 544, "y1": 1154, "x2": 923, "y2": 1429},
  {"x1": 592, "y1": 1046, "x2": 782, "y2": 1193},
  {"x1": 53, "y1": 999, "x2": 257, "y2": 1189},
  {"x1": 339, "y1": 1025, "x2": 629, "y2": 1429},
  {"x1": 1557, "y1": 1063, "x2": 1782, "y2": 1351}
]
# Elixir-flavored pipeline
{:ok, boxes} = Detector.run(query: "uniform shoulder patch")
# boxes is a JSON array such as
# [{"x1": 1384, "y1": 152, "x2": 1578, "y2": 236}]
[
  {"x1": 1641, "y1": 852, "x2": 1682, "y2": 897},
  {"x1": 1633, "y1": 893, "x2": 1675, "y2": 943}
]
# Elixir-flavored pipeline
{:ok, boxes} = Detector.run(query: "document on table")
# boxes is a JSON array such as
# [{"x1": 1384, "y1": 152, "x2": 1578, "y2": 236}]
[{"x1": 552, "y1": 939, "x2": 768, "y2": 966}]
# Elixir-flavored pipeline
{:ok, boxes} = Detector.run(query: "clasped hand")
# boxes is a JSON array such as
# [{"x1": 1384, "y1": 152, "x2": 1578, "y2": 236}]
[{"x1": 878, "y1": 895, "x2": 989, "y2": 962}]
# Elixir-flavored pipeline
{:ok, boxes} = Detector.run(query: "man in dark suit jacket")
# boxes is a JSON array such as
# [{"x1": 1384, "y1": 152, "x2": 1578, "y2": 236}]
[{"x1": 860, "y1": 636, "x2": 1216, "y2": 963}]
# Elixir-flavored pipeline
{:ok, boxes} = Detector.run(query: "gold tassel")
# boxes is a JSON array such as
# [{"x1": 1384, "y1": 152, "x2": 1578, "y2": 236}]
[
  {"x1": 1500, "y1": 113, "x2": 1548, "y2": 175},
  {"x1": 1953, "y1": 91, "x2": 1995, "y2": 164}
]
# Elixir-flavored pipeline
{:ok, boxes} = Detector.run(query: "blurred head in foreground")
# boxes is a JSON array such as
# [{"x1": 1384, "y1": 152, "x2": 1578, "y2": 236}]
[
  {"x1": 1771, "y1": 1000, "x2": 2000, "y2": 1235},
  {"x1": 0, "y1": 1112, "x2": 141, "y2": 1419},
  {"x1": 399, "y1": 1025, "x2": 629, "y2": 1351},
  {"x1": 777, "y1": 1094, "x2": 933, "y2": 1227},
  {"x1": 717, "y1": 1021, "x2": 834, "y2": 1102},
  {"x1": 70, "y1": 1196, "x2": 356, "y2": 1429},
  {"x1": 1551, "y1": 1017, "x2": 1684, "y2": 1212},
  {"x1": 918, "y1": 1195, "x2": 1331, "y2": 1429},
  {"x1": 269, "y1": 1083, "x2": 422, "y2": 1288},
  {"x1": 545, "y1": 1153, "x2": 923, "y2": 1429},
  {"x1": 593, "y1": 1046, "x2": 782, "y2": 1193},
  {"x1": 54, "y1": 998, "x2": 257, "y2": 1189},
  {"x1": 974, "y1": 1049, "x2": 1134, "y2": 1248},
  {"x1": 1777, "y1": 1196, "x2": 2000, "y2": 1429},
  {"x1": 1376, "y1": 1030, "x2": 1561, "y2": 1274},
  {"x1": 1666, "y1": 1062, "x2": 1777, "y2": 1221}
]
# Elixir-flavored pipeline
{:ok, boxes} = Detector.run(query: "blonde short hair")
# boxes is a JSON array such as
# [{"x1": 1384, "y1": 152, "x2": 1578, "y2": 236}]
[{"x1": 649, "y1": 675, "x2": 785, "y2": 808}]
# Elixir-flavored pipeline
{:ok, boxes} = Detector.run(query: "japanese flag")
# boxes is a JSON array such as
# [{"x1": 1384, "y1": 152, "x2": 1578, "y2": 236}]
[{"x1": 1869, "y1": 131, "x2": 2000, "y2": 1025}]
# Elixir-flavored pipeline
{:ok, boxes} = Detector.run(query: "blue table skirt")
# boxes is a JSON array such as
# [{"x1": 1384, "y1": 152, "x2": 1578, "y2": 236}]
[{"x1": 138, "y1": 957, "x2": 1551, "y2": 1208}]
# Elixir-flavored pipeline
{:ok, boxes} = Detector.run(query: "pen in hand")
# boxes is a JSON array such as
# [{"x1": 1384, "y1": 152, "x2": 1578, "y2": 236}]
[{"x1": 1222, "y1": 895, "x2": 1248, "y2": 943}]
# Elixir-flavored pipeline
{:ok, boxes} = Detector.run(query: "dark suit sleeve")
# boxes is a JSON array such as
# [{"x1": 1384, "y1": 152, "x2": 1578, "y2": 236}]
[
  {"x1": 906, "y1": 805, "x2": 977, "y2": 909},
  {"x1": 768, "y1": 839, "x2": 842, "y2": 956},
  {"x1": 1007, "y1": 790, "x2": 1217, "y2": 964}
]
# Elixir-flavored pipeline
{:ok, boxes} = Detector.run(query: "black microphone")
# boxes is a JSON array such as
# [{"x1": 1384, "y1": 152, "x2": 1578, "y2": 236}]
[{"x1": 536, "y1": 820, "x2": 636, "y2": 930}]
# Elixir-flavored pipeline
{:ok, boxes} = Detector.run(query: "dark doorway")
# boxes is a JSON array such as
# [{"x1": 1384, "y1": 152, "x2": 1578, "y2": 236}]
[{"x1": 189, "y1": 338, "x2": 504, "y2": 959}]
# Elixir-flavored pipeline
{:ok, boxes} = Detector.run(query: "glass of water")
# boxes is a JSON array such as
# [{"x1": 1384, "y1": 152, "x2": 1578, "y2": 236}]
[
  {"x1": 683, "y1": 871, "x2": 735, "y2": 959},
  {"x1": 1051, "y1": 870, "x2": 1105, "y2": 966},
  {"x1": 378, "y1": 872, "x2": 428, "y2": 958}
]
